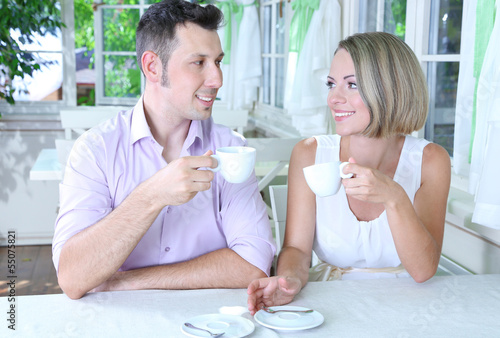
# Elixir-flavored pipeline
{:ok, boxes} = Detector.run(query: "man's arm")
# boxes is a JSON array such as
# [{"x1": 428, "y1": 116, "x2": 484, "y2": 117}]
[
  {"x1": 57, "y1": 154, "x2": 216, "y2": 299},
  {"x1": 93, "y1": 248, "x2": 266, "y2": 292}
]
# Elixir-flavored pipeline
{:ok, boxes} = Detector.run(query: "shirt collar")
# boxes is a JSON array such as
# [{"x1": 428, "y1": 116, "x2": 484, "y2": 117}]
[
  {"x1": 130, "y1": 95, "x2": 154, "y2": 145},
  {"x1": 130, "y1": 95, "x2": 207, "y2": 153},
  {"x1": 181, "y1": 119, "x2": 205, "y2": 156}
]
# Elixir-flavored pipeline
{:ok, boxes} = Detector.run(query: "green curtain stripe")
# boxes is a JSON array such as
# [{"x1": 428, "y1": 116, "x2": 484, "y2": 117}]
[
  {"x1": 289, "y1": 0, "x2": 320, "y2": 54},
  {"x1": 470, "y1": 0, "x2": 496, "y2": 162},
  {"x1": 216, "y1": 0, "x2": 258, "y2": 65}
]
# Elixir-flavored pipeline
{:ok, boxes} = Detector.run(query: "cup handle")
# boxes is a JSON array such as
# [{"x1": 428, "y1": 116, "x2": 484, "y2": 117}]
[
  {"x1": 339, "y1": 162, "x2": 353, "y2": 179},
  {"x1": 208, "y1": 154, "x2": 221, "y2": 172}
]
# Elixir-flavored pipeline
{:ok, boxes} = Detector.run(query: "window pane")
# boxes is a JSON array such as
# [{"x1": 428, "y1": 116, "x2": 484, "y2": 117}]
[
  {"x1": 262, "y1": 57, "x2": 271, "y2": 105},
  {"x1": 276, "y1": 57, "x2": 284, "y2": 108},
  {"x1": 6, "y1": 29, "x2": 63, "y2": 102},
  {"x1": 103, "y1": 8, "x2": 140, "y2": 52},
  {"x1": 276, "y1": 5, "x2": 285, "y2": 54},
  {"x1": 104, "y1": 55, "x2": 141, "y2": 98},
  {"x1": 358, "y1": 0, "x2": 406, "y2": 39},
  {"x1": 384, "y1": 0, "x2": 406, "y2": 39},
  {"x1": 425, "y1": 62, "x2": 459, "y2": 156},
  {"x1": 428, "y1": 0, "x2": 463, "y2": 54},
  {"x1": 105, "y1": 0, "x2": 140, "y2": 4},
  {"x1": 263, "y1": 5, "x2": 272, "y2": 54},
  {"x1": 358, "y1": 0, "x2": 378, "y2": 32}
]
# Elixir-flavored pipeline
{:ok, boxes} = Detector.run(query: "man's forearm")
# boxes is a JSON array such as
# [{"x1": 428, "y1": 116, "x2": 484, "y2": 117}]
[
  {"x1": 57, "y1": 183, "x2": 162, "y2": 299},
  {"x1": 96, "y1": 248, "x2": 267, "y2": 292}
]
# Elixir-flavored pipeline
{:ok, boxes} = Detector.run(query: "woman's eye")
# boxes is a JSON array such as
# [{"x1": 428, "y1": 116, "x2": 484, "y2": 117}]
[
  {"x1": 326, "y1": 81, "x2": 335, "y2": 89},
  {"x1": 348, "y1": 82, "x2": 358, "y2": 89}
]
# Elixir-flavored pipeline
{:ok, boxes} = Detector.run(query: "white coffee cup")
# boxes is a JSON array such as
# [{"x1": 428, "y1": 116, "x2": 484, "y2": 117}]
[
  {"x1": 303, "y1": 161, "x2": 353, "y2": 197},
  {"x1": 208, "y1": 146, "x2": 256, "y2": 183}
]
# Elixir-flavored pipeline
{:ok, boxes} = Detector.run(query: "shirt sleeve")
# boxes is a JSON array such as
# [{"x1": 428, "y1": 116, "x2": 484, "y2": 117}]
[
  {"x1": 52, "y1": 131, "x2": 112, "y2": 272},
  {"x1": 219, "y1": 171, "x2": 277, "y2": 276}
]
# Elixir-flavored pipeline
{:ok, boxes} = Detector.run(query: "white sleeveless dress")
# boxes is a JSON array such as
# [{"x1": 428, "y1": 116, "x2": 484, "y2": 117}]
[{"x1": 310, "y1": 134, "x2": 430, "y2": 280}]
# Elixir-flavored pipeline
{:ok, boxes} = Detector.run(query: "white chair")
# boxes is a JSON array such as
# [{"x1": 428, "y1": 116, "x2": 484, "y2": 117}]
[
  {"x1": 60, "y1": 106, "x2": 131, "y2": 140},
  {"x1": 269, "y1": 185, "x2": 288, "y2": 254},
  {"x1": 247, "y1": 137, "x2": 302, "y2": 191},
  {"x1": 269, "y1": 185, "x2": 319, "y2": 269},
  {"x1": 212, "y1": 107, "x2": 248, "y2": 135}
]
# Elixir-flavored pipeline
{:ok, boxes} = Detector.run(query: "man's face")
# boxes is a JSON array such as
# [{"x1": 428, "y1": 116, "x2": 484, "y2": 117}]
[{"x1": 160, "y1": 22, "x2": 224, "y2": 122}]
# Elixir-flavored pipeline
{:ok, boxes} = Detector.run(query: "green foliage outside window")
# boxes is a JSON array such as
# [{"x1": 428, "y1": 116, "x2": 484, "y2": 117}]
[{"x1": 0, "y1": 0, "x2": 64, "y2": 105}]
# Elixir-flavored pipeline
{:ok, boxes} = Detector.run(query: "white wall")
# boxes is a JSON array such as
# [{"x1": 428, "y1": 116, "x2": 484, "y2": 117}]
[{"x1": 0, "y1": 116, "x2": 63, "y2": 245}]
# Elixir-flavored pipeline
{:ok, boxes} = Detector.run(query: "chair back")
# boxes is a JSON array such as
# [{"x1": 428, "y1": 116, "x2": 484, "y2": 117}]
[
  {"x1": 212, "y1": 108, "x2": 248, "y2": 135},
  {"x1": 60, "y1": 106, "x2": 131, "y2": 139},
  {"x1": 247, "y1": 138, "x2": 302, "y2": 191},
  {"x1": 269, "y1": 185, "x2": 288, "y2": 253},
  {"x1": 269, "y1": 184, "x2": 319, "y2": 266}
]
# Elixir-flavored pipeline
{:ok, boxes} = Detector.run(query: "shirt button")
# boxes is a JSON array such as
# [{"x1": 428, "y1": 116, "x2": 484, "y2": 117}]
[{"x1": 164, "y1": 247, "x2": 170, "y2": 252}]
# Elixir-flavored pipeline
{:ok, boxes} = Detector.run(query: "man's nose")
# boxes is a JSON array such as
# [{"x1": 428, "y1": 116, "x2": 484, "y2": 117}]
[{"x1": 205, "y1": 64, "x2": 223, "y2": 89}]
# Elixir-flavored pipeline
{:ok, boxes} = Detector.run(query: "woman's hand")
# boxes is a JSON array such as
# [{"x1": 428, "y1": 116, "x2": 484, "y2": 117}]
[
  {"x1": 247, "y1": 276, "x2": 302, "y2": 315},
  {"x1": 341, "y1": 158, "x2": 404, "y2": 205}
]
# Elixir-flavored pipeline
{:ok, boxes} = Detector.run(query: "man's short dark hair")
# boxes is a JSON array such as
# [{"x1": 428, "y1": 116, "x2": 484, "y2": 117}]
[{"x1": 136, "y1": 0, "x2": 224, "y2": 76}]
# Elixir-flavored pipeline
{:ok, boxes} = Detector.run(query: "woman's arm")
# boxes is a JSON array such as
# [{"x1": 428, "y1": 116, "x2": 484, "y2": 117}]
[
  {"x1": 342, "y1": 143, "x2": 451, "y2": 282},
  {"x1": 247, "y1": 138, "x2": 318, "y2": 314}
]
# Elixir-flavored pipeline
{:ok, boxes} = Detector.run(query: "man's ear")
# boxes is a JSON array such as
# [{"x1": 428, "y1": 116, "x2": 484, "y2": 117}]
[{"x1": 141, "y1": 50, "x2": 162, "y2": 83}]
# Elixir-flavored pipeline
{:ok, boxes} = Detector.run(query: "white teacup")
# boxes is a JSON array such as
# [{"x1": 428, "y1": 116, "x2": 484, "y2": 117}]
[
  {"x1": 209, "y1": 146, "x2": 256, "y2": 183},
  {"x1": 303, "y1": 161, "x2": 353, "y2": 197}
]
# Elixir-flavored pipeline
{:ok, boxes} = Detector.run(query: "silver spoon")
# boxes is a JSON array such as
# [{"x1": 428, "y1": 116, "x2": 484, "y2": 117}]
[
  {"x1": 184, "y1": 322, "x2": 225, "y2": 337},
  {"x1": 262, "y1": 306, "x2": 314, "y2": 314}
]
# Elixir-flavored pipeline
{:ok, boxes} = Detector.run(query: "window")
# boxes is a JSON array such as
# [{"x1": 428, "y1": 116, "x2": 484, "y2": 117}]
[
  {"x1": 260, "y1": 0, "x2": 288, "y2": 109},
  {"x1": 254, "y1": 0, "x2": 303, "y2": 137},
  {"x1": 93, "y1": 0, "x2": 153, "y2": 105}
]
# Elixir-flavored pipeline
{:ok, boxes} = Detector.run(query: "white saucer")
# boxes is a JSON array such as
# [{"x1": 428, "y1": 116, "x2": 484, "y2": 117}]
[
  {"x1": 254, "y1": 306, "x2": 324, "y2": 331},
  {"x1": 181, "y1": 314, "x2": 255, "y2": 338}
]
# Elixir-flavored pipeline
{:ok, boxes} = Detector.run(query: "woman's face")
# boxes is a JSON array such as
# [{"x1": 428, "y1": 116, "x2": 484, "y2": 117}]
[{"x1": 326, "y1": 48, "x2": 371, "y2": 136}]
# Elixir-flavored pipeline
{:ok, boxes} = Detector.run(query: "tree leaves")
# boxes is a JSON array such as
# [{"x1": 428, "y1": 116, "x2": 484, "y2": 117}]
[{"x1": 0, "y1": 0, "x2": 64, "y2": 104}]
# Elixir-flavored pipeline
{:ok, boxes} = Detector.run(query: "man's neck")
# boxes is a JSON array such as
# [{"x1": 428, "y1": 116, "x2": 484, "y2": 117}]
[{"x1": 142, "y1": 93, "x2": 192, "y2": 163}]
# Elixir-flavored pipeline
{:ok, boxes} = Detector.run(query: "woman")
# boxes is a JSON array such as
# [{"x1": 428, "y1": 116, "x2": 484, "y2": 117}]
[{"x1": 247, "y1": 32, "x2": 451, "y2": 315}]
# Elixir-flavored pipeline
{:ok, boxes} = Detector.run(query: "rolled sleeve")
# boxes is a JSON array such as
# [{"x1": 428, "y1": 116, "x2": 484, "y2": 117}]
[{"x1": 220, "y1": 176, "x2": 277, "y2": 276}]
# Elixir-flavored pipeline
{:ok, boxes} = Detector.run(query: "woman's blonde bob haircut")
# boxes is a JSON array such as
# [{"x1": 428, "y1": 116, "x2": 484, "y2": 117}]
[{"x1": 337, "y1": 32, "x2": 429, "y2": 138}]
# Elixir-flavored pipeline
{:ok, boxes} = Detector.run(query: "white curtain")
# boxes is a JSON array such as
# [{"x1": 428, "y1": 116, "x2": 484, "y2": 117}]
[
  {"x1": 454, "y1": 0, "x2": 500, "y2": 229},
  {"x1": 452, "y1": 0, "x2": 476, "y2": 178},
  {"x1": 216, "y1": 0, "x2": 261, "y2": 110},
  {"x1": 285, "y1": 0, "x2": 341, "y2": 137}
]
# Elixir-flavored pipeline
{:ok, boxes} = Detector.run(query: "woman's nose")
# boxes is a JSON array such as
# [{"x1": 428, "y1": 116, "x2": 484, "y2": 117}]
[{"x1": 328, "y1": 87, "x2": 346, "y2": 106}]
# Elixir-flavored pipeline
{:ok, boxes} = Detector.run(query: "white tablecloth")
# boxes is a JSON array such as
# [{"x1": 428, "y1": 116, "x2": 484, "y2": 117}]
[{"x1": 2, "y1": 274, "x2": 499, "y2": 337}]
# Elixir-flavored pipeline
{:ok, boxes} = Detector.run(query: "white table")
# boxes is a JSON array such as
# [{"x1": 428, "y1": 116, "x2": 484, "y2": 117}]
[
  {"x1": 1, "y1": 274, "x2": 499, "y2": 337},
  {"x1": 29, "y1": 148, "x2": 62, "y2": 181}
]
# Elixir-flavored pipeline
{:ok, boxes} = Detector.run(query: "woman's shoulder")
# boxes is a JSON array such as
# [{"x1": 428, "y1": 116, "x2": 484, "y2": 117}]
[
  {"x1": 422, "y1": 142, "x2": 451, "y2": 168},
  {"x1": 421, "y1": 141, "x2": 451, "y2": 184}
]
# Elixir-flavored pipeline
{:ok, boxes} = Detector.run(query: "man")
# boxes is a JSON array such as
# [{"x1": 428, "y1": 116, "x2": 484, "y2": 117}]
[{"x1": 52, "y1": 0, "x2": 275, "y2": 300}]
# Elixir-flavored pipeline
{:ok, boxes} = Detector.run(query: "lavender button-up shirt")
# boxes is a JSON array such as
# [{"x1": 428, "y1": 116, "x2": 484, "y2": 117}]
[{"x1": 52, "y1": 97, "x2": 276, "y2": 275}]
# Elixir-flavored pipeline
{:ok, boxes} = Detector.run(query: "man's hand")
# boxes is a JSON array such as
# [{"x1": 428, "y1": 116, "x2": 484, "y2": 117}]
[
  {"x1": 247, "y1": 276, "x2": 302, "y2": 315},
  {"x1": 143, "y1": 150, "x2": 217, "y2": 207}
]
